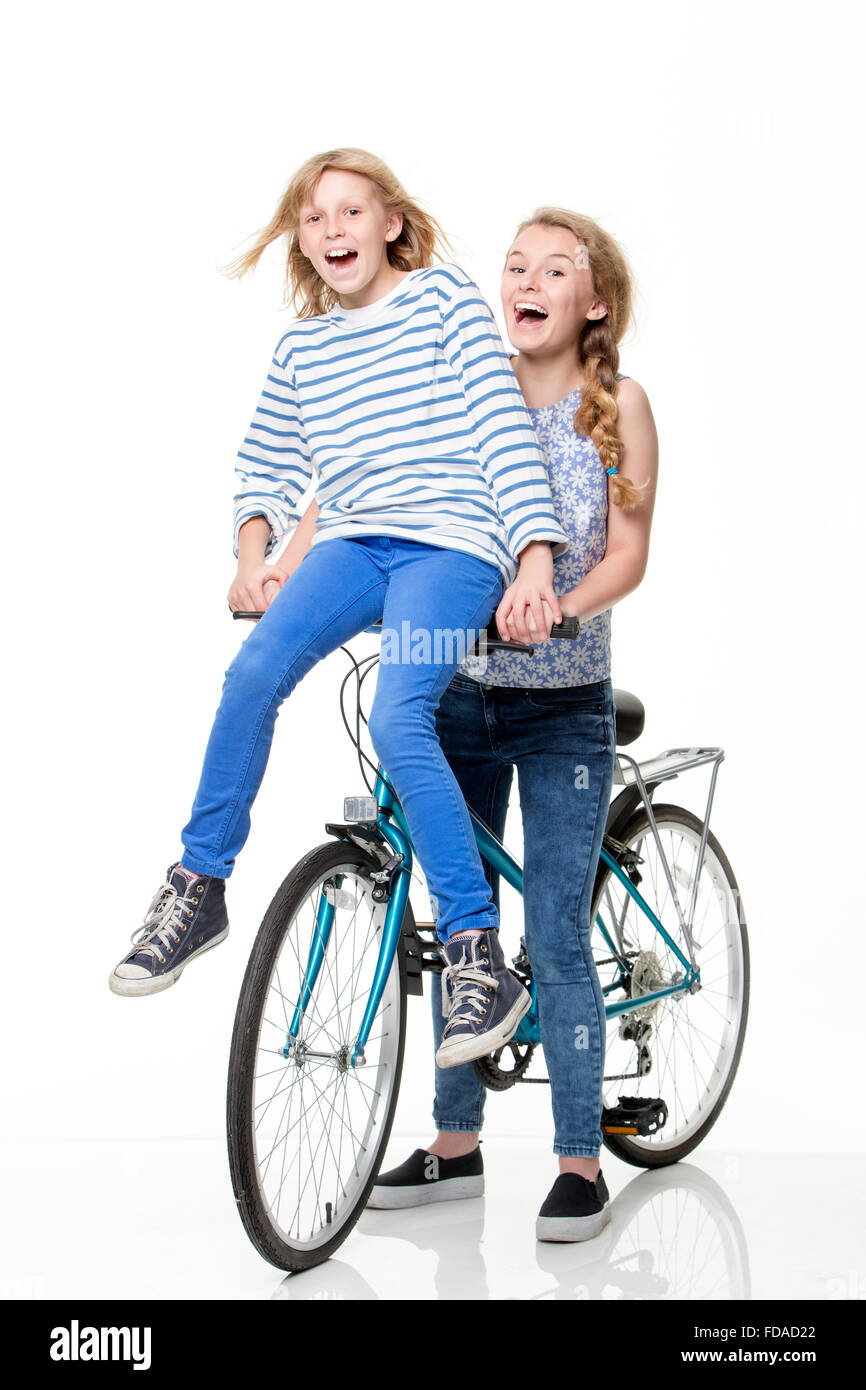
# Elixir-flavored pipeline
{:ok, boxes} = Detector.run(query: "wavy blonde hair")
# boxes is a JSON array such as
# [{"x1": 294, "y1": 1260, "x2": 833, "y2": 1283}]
[
  {"x1": 220, "y1": 148, "x2": 451, "y2": 318},
  {"x1": 515, "y1": 207, "x2": 646, "y2": 512}
]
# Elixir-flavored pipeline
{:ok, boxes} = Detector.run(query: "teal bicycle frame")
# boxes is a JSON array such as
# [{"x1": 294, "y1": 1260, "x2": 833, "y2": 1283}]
[{"x1": 286, "y1": 742, "x2": 723, "y2": 1069}]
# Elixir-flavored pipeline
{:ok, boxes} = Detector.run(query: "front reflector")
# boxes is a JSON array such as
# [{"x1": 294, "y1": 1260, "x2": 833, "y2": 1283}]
[{"x1": 343, "y1": 796, "x2": 379, "y2": 823}]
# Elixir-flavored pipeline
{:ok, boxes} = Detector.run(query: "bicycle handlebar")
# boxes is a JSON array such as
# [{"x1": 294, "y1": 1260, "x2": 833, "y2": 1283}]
[{"x1": 230, "y1": 610, "x2": 579, "y2": 655}]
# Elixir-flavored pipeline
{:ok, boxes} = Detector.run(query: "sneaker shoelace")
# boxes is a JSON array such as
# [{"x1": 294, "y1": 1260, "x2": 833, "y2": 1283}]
[
  {"x1": 441, "y1": 944, "x2": 498, "y2": 1036},
  {"x1": 128, "y1": 882, "x2": 199, "y2": 966}
]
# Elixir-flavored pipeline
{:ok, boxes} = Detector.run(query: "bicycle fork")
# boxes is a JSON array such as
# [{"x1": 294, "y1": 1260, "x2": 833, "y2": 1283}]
[{"x1": 282, "y1": 808, "x2": 413, "y2": 1070}]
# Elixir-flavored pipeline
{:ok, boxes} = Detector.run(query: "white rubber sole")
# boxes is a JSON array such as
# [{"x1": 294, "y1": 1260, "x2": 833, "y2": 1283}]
[
  {"x1": 536, "y1": 1204, "x2": 611, "y2": 1242},
  {"x1": 366, "y1": 1175, "x2": 484, "y2": 1209},
  {"x1": 435, "y1": 985, "x2": 532, "y2": 1069},
  {"x1": 108, "y1": 927, "x2": 229, "y2": 997}
]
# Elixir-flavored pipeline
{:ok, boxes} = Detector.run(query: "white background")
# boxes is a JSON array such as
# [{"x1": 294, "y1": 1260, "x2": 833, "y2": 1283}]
[{"x1": 2, "y1": 0, "x2": 863, "y2": 1194}]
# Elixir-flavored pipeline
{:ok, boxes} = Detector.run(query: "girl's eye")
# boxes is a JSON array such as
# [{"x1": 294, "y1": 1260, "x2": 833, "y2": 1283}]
[
  {"x1": 346, "y1": 208, "x2": 361, "y2": 216},
  {"x1": 547, "y1": 269, "x2": 564, "y2": 277},
  {"x1": 306, "y1": 215, "x2": 320, "y2": 224},
  {"x1": 509, "y1": 265, "x2": 525, "y2": 273}
]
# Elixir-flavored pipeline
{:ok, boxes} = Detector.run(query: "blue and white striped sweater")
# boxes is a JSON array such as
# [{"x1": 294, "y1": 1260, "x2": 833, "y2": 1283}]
[{"x1": 232, "y1": 263, "x2": 569, "y2": 585}]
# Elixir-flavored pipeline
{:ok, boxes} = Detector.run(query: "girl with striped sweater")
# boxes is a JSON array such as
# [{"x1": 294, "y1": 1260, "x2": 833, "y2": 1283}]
[{"x1": 109, "y1": 148, "x2": 567, "y2": 1068}]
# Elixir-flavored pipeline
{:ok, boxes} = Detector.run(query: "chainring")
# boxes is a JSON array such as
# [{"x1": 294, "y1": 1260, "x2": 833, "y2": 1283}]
[{"x1": 472, "y1": 1037, "x2": 537, "y2": 1091}]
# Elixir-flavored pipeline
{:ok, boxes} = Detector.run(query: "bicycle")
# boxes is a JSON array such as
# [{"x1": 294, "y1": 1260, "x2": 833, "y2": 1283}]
[{"x1": 225, "y1": 613, "x2": 749, "y2": 1272}]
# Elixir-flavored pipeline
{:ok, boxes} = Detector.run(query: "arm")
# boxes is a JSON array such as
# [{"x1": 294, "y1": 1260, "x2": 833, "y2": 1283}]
[
  {"x1": 228, "y1": 517, "x2": 289, "y2": 612},
  {"x1": 558, "y1": 379, "x2": 659, "y2": 622},
  {"x1": 440, "y1": 271, "x2": 569, "y2": 567},
  {"x1": 496, "y1": 539, "x2": 563, "y2": 642},
  {"x1": 228, "y1": 343, "x2": 316, "y2": 612},
  {"x1": 274, "y1": 497, "x2": 319, "y2": 579},
  {"x1": 257, "y1": 498, "x2": 320, "y2": 607},
  {"x1": 232, "y1": 342, "x2": 314, "y2": 563}
]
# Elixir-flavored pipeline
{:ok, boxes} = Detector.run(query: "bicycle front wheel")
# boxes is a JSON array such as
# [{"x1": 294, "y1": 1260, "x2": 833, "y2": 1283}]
[
  {"x1": 227, "y1": 841, "x2": 408, "y2": 1271},
  {"x1": 593, "y1": 804, "x2": 749, "y2": 1167}
]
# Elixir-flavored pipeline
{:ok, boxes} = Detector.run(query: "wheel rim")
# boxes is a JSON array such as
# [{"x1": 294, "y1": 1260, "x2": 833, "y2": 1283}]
[
  {"x1": 593, "y1": 812, "x2": 746, "y2": 1155},
  {"x1": 249, "y1": 864, "x2": 401, "y2": 1250}
]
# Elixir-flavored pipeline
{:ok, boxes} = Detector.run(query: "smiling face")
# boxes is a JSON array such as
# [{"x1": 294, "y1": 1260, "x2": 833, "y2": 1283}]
[
  {"x1": 502, "y1": 222, "x2": 608, "y2": 358},
  {"x1": 297, "y1": 168, "x2": 405, "y2": 309}
]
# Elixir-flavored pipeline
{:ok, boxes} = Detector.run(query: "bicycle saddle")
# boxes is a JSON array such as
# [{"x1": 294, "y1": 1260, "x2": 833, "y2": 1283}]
[{"x1": 612, "y1": 690, "x2": 644, "y2": 746}]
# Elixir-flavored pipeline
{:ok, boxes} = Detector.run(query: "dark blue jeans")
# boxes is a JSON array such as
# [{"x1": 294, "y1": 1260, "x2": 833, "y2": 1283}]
[{"x1": 430, "y1": 673, "x2": 616, "y2": 1156}]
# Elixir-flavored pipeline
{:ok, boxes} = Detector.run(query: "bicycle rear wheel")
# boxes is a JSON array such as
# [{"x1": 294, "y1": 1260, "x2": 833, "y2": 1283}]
[
  {"x1": 592, "y1": 804, "x2": 749, "y2": 1167},
  {"x1": 227, "y1": 841, "x2": 408, "y2": 1271}
]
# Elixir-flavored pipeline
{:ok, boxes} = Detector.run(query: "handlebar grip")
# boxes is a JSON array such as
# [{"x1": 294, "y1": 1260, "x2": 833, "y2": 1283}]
[{"x1": 482, "y1": 615, "x2": 580, "y2": 648}]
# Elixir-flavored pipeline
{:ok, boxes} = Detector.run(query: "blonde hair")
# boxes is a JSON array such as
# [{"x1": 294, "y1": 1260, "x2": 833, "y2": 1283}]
[
  {"x1": 515, "y1": 207, "x2": 647, "y2": 512},
  {"x1": 221, "y1": 148, "x2": 451, "y2": 318}
]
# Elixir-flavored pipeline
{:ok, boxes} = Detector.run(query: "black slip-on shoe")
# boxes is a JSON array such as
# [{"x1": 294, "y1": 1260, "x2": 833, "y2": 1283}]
[
  {"x1": 536, "y1": 1170, "x2": 611, "y2": 1242},
  {"x1": 366, "y1": 1146, "x2": 484, "y2": 1209}
]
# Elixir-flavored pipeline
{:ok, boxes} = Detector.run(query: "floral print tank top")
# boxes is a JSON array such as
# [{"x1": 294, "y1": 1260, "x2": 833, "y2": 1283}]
[{"x1": 458, "y1": 376, "x2": 627, "y2": 688}]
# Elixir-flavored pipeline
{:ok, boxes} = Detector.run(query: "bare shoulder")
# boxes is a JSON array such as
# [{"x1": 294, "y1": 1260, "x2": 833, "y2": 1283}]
[
  {"x1": 615, "y1": 376, "x2": 654, "y2": 419},
  {"x1": 615, "y1": 377, "x2": 658, "y2": 460}
]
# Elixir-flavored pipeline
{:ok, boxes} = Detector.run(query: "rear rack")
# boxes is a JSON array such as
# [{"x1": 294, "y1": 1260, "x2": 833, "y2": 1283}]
[
  {"x1": 614, "y1": 745, "x2": 723, "y2": 787},
  {"x1": 611, "y1": 746, "x2": 726, "y2": 966}
]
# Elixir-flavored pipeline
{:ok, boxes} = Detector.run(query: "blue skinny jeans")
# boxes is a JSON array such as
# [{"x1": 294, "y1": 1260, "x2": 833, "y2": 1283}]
[
  {"x1": 180, "y1": 535, "x2": 504, "y2": 941},
  {"x1": 429, "y1": 672, "x2": 617, "y2": 1156}
]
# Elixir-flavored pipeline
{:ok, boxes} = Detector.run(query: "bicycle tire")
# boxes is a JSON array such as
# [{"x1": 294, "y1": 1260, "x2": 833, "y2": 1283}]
[
  {"x1": 227, "y1": 840, "x2": 409, "y2": 1271},
  {"x1": 593, "y1": 804, "x2": 749, "y2": 1168}
]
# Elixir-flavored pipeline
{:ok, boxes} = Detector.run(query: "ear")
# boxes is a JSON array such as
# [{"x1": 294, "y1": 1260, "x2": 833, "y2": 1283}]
[
  {"x1": 385, "y1": 210, "x2": 404, "y2": 244},
  {"x1": 587, "y1": 299, "x2": 609, "y2": 322}
]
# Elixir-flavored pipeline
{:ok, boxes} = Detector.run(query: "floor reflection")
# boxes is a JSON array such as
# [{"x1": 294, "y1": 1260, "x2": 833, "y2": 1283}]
[
  {"x1": 267, "y1": 1162, "x2": 749, "y2": 1300},
  {"x1": 532, "y1": 1165, "x2": 751, "y2": 1300}
]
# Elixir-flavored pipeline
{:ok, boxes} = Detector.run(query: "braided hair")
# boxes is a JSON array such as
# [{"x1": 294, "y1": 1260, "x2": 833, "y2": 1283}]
[{"x1": 516, "y1": 208, "x2": 647, "y2": 512}]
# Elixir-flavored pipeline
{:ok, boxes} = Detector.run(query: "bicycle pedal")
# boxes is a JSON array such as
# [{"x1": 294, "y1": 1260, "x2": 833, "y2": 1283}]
[
  {"x1": 401, "y1": 921, "x2": 447, "y2": 1000},
  {"x1": 602, "y1": 1096, "x2": 668, "y2": 1136},
  {"x1": 403, "y1": 921, "x2": 444, "y2": 977}
]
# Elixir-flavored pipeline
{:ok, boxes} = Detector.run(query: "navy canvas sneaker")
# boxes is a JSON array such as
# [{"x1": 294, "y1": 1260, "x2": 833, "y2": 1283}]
[
  {"x1": 367, "y1": 1146, "x2": 484, "y2": 1209},
  {"x1": 109, "y1": 862, "x2": 229, "y2": 996},
  {"x1": 535, "y1": 1171, "x2": 611, "y2": 1242},
  {"x1": 435, "y1": 928, "x2": 531, "y2": 1069}
]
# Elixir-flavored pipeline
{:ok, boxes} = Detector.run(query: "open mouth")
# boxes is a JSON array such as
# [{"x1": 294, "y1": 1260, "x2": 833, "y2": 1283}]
[
  {"x1": 514, "y1": 300, "x2": 549, "y2": 327},
  {"x1": 324, "y1": 248, "x2": 358, "y2": 271}
]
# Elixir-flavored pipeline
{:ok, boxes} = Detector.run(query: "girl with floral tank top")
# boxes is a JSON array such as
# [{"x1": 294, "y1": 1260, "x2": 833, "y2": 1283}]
[
  {"x1": 369, "y1": 210, "x2": 659, "y2": 1241},
  {"x1": 274, "y1": 208, "x2": 659, "y2": 1240}
]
